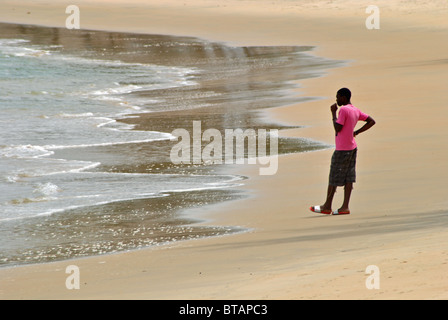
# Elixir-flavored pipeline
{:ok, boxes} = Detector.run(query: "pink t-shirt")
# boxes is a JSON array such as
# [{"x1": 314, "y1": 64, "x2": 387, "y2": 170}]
[{"x1": 335, "y1": 104, "x2": 369, "y2": 151}]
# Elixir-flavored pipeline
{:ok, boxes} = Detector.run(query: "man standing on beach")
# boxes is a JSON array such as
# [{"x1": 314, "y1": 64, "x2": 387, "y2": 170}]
[{"x1": 310, "y1": 88, "x2": 375, "y2": 215}]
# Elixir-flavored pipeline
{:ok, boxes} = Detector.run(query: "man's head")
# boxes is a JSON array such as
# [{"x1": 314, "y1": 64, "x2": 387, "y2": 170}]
[{"x1": 336, "y1": 88, "x2": 351, "y2": 106}]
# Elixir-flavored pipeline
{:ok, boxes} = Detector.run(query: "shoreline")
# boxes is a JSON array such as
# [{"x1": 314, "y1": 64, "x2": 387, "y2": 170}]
[
  {"x1": 2, "y1": 0, "x2": 448, "y2": 300},
  {"x1": 0, "y1": 22, "x2": 338, "y2": 269}
]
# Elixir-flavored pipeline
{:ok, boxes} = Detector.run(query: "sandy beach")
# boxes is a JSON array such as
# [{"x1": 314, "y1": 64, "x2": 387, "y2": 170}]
[{"x1": 1, "y1": 0, "x2": 448, "y2": 300}]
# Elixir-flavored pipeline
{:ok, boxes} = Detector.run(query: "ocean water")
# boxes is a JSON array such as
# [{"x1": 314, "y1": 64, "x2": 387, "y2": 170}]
[{"x1": 0, "y1": 23, "x2": 343, "y2": 267}]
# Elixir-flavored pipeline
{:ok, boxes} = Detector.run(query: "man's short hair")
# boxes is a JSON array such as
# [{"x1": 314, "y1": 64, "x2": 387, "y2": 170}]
[{"x1": 337, "y1": 88, "x2": 351, "y2": 100}]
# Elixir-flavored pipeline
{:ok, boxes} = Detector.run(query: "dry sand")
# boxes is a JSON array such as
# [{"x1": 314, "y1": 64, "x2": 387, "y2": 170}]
[{"x1": 1, "y1": 0, "x2": 448, "y2": 300}]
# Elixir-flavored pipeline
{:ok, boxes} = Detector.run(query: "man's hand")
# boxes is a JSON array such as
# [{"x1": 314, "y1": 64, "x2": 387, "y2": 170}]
[
  {"x1": 330, "y1": 103, "x2": 338, "y2": 113},
  {"x1": 331, "y1": 103, "x2": 342, "y2": 133},
  {"x1": 353, "y1": 116, "x2": 376, "y2": 137}
]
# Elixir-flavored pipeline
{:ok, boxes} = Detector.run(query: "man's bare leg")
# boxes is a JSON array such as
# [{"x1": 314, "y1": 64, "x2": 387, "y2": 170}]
[
  {"x1": 338, "y1": 182, "x2": 353, "y2": 212},
  {"x1": 321, "y1": 184, "x2": 337, "y2": 212}
]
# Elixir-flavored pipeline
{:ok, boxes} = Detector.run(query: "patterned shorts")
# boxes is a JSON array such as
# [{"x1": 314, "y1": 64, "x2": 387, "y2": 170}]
[{"x1": 329, "y1": 148, "x2": 357, "y2": 186}]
